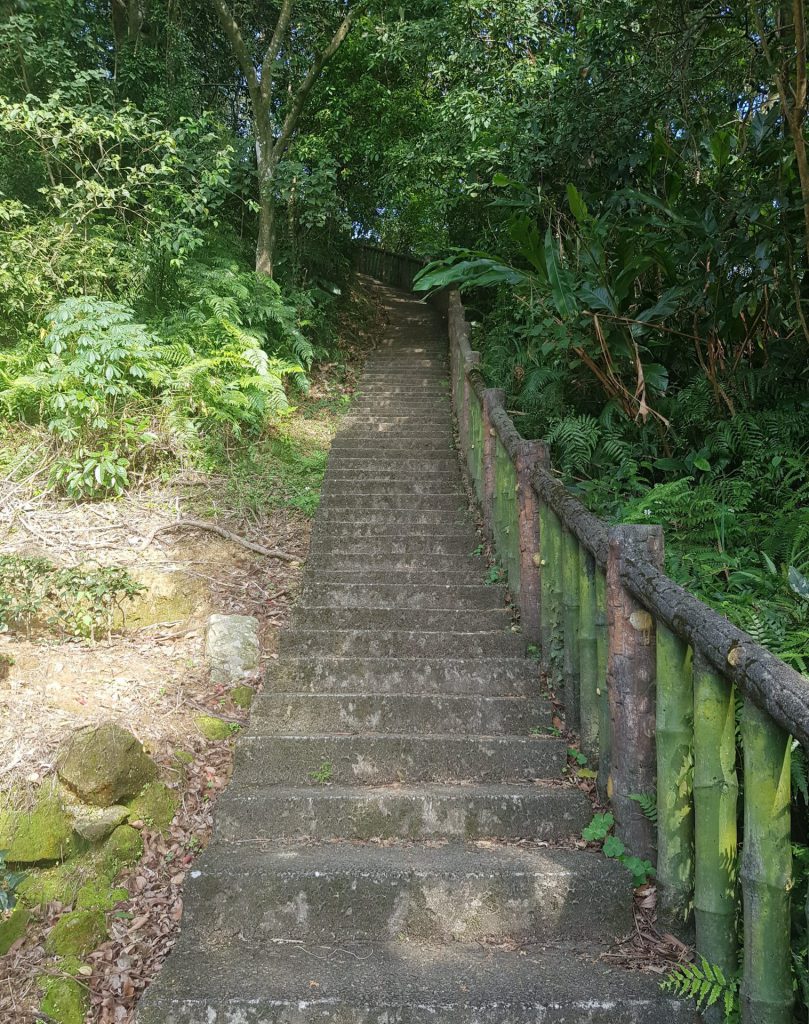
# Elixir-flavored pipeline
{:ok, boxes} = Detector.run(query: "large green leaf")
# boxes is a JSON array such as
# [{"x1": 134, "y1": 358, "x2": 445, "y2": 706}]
[{"x1": 544, "y1": 228, "x2": 578, "y2": 319}]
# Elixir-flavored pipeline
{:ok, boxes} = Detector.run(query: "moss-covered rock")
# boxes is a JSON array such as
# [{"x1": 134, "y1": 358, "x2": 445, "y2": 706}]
[
  {"x1": 173, "y1": 749, "x2": 194, "y2": 766},
  {"x1": 230, "y1": 684, "x2": 254, "y2": 709},
  {"x1": 127, "y1": 782, "x2": 176, "y2": 833},
  {"x1": 57, "y1": 722, "x2": 157, "y2": 807},
  {"x1": 39, "y1": 976, "x2": 88, "y2": 1024},
  {"x1": 0, "y1": 790, "x2": 74, "y2": 864},
  {"x1": 0, "y1": 904, "x2": 30, "y2": 954},
  {"x1": 75, "y1": 880, "x2": 128, "y2": 911},
  {"x1": 45, "y1": 908, "x2": 106, "y2": 956},
  {"x1": 194, "y1": 714, "x2": 235, "y2": 741},
  {"x1": 102, "y1": 825, "x2": 143, "y2": 868},
  {"x1": 16, "y1": 855, "x2": 103, "y2": 908}
]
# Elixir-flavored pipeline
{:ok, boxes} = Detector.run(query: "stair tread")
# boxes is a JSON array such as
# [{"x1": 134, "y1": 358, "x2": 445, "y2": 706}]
[{"x1": 136, "y1": 942, "x2": 689, "y2": 1023}]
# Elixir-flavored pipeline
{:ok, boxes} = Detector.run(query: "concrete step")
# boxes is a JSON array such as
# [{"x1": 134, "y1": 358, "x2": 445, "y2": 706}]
[
  {"x1": 329, "y1": 451, "x2": 457, "y2": 463},
  {"x1": 280, "y1": 628, "x2": 524, "y2": 659},
  {"x1": 234, "y1": 733, "x2": 562, "y2": 784},
  {"x1": 309, "y1": 521, "x2": 476, "y2": 540},
  {"x1": 339, "y1": 419, "x2": 453, "y2": 433},
  {"x1": 264, "y1": 658, "x2": 537, "y2": 696},
  {"x1": 316, "y1": 509, "x2": 474, "y2": 527},
  {"x1": 308, "y1": 537, "x2": 481, "y2": 558},
  {"x1": 327, "y1": 460, "x2": 460, "y2": 475},
  {"x1": 305, "y1": 554, "x2": 487, "y2": 575},
  {"x1": 136, "y1": 941, "x2": 693, "y2": 1024},
  {"x1": 327, "y1": 453, "x2": 458, "y2": 466},
  {"x1": 290, "y1": 608, "x2": 510, "y2": 631},
  {"x1": 325, "y1": 470, "x2": 463, "y2": 485},
  {"x1": 338, "y1": 423, "x2": 454, "y2": 437},
  {"x1": 173, "y1": 844, "x2": 632, "y2": 946},
  {"x1": 330, "y1": 439, "x2": 456, "y2": 452},
  {"x1": 321, "y1": 481, "x2": 463, "y2": 496},
  {"x1": 355, "y1": 387, "x2": 450, "y2": 396},
  {"x1": 214, "y1": 782, "x2": 591, "y2": 842},
  {"x1": 296, "y1": 583, "x2": 507, "y2": 610},
  {"x1": 249, "y1": 692, "x2": 546, "y2": 735},
  {"x1": 318, "y1": 492, "x2": 469, "y2": 511},
  {"x1": 305, "y1": 569, "x2": 497, "y2": 586}
]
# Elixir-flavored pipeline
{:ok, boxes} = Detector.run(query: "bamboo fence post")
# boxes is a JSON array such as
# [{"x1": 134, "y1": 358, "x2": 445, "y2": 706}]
[
  {"x1": 481, "y1": 389, "x2": 505, "y2": 541},
  {"x1": 595, "y1": 568, "x2": 610, "y2": 799},
  {"x1": 693, "y1": 652, "x2": 738, "y2": 978},
  {"x1": 656, "y1": 624, "x2": 694, "y2": 930},
  {"x1": 578, "y1": 545, "x2": 599, "y2": 761},
  {"x1": 460, "y1": 354, "x2": 480, "y2": 456},
  {"x1": 739, "y1": 700, "x2": 792, "y2": 1024},
  {"x1": 514, "y1": 441, "x2": 548, "y2": 644},
  {"x1": 606, "y1": 524, "x2": 663, "y2": 861},
  {"x1": 562, "y1": 529, "x2": 581, "y2": 730},
  {"x1": 539, "y1": 503, "x2": 564, "y2": 690}
]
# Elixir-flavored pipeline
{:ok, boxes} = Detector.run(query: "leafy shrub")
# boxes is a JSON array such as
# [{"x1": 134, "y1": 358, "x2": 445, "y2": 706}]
[{"x1": 0, "y1": 555, "x2": 144, "y2": 640}]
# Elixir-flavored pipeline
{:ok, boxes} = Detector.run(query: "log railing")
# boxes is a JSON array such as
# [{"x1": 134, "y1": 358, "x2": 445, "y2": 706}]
[{"x1": 355, "y1": 244, "x2": 809, "y2": 1024}]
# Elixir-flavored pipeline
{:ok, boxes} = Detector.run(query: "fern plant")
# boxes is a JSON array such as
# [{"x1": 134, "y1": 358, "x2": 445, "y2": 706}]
[{"x1": 662, "y1": 959, "x2": 739, "y2": 1020}]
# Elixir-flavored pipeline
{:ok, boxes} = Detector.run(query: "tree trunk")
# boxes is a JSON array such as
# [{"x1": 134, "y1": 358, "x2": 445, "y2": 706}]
[
  {"x1": 255, "y1": 139, "x2": 277, "y2": 276},
  {"x1": 256, "y1": 183, "x2": 276, "y2": 276}
]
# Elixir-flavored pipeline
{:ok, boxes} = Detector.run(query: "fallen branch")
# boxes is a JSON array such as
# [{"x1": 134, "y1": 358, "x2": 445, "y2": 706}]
[{"x1": 140, "y1": 518, "x2": 299, "y2": 563}]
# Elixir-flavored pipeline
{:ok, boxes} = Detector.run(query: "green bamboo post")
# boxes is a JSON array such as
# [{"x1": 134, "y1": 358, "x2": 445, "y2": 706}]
[
  {"x1": 693, "y1": 652, "x2": 738, "y2": 977},
  {"x1": 514, "y1": 441, "x2": 547, "y2": 645},
  {"x1": 578, "y1": 545, "x2": 599, "y2": 761},
  {"x1": 561, "y1": 529, "x2": 581, "y2": 729},
  {"x1": 539, "y1": 503, "x2": 564, "y2": 690},
  {"x1": 656, "y1": 624, "x2": 694, "y2": 930},
  {"x1": 739, "y1": 700, "x2": 792, "y2": 1024},
  {"x1": 595, "y1": 568, "x2": 610, "y2": 799}
]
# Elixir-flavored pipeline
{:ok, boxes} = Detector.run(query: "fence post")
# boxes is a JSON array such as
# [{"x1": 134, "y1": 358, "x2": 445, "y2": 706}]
[
  {"x1": 578, "y1": 546, "x2": 600, "y2": 761},
  {"x1": 562, "y1": 530, "x2": 582, "y2": 730},
  {"x1": 693, "y1": 652, "x2": 738, "y2": 980},
  {"x1": 606, "y1": 523, "x2": 663, "y2": 861},
  {"x1": 461, "y1": 356, "x2": 480, "y2": 459},
  {"x1": 740, "y1": 700, "x2": 792, "y2": 1024},
  {"x1": 514, "y1": 441, "x2": 548, "y2": 644},
  {"x1": 656, "y1": 624, "x2": 694, "y2": 931},
  {"x1": 481, "y1": 388, "x2": 505, "y2": 542},
  {"x1": 595, "y1": 568, "x2": 610, "y2": 800}
]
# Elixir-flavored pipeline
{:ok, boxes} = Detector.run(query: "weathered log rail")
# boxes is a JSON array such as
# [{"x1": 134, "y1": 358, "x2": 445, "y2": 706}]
[{"x1": 355, "y1": 243, "x2": 808, "y2": 1024}]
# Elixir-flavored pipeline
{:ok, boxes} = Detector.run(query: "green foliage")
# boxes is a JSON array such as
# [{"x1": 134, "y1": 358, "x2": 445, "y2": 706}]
[
  {"x1": 0, "y1": 850, "x2": 26, "y2": 912},
  {"x1": 0, "y1": 555, "x2": 143, "y2": 640},
  {"x1": 309, "y1": 762, "x2": 333, "y2": 785},
  {"x1": 662, "y1": 959, "x2": 739, "y2": 1021},
  {"x1": 629, "y1": 793, "x2": 658, "y2": 824},
  {"x1": 581, "y1": 811, "x2": 655, "y2": 887}
]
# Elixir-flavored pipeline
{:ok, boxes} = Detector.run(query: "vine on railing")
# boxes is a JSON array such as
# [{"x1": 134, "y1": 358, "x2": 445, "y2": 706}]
[{"x1": 356, "y1": 244, "x2": 808, "y2": 1024}]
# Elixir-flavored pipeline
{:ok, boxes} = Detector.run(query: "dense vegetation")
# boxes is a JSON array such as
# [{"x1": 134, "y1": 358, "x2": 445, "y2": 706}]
[
  {"x1": 397, "y1": 3, "x2": 809, "y2": 679},
  {"x1": 0, "y1": 6, "x2": 805, "y2": 657}
]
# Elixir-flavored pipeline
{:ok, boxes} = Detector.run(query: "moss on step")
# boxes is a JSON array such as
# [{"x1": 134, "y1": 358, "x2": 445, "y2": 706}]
[
  {"x1": 0, "y1": 789, "x2": 74, "y2": 864},
  {"x1": 102, "y1": 825, "x2": 143, "y2": 868},
  {"x1": 75, "y1": 880, "x2": 128, "y2": 911},
  {"x1": 0, "y1": 904, "x2": 30, "y2": 954},
  {"x1": 39, "y1": 976, "x2": 88, "y2": 1024},
  {"x1": 127, "y1": 782, "x2": 177, "y2": 833},
  {"x1": 46, "y1": 908, "x2": 106, "y2": 956},
  {"x1": 230, "y1": 684, "x2": 254, "y2": 709},
  {"x1": 194, "y1": 714, "x2": 236, "y2": 741}
]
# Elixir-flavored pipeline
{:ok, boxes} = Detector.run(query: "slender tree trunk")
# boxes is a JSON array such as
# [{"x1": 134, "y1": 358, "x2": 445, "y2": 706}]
[
  {"x1": 256, "y1": 184, "x2": 276, "y2": 276},
  {"x1": 256, "y1": 142, "x2": 276, "y2": 276}
]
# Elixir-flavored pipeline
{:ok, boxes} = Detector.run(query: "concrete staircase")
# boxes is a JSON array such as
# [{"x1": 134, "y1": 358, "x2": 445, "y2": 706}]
[{"x1": 137, "y1": 284, "x2": 690, "y2": 1023}]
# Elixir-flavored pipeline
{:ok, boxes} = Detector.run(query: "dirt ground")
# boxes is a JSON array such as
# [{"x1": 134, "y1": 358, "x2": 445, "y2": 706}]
[{"x1": 0, "y1": 388, "x2": 353, "y2": 1022}]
